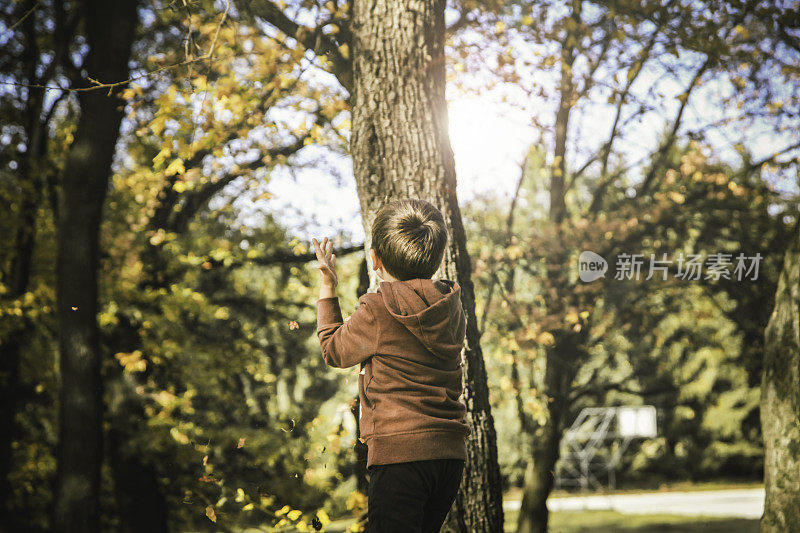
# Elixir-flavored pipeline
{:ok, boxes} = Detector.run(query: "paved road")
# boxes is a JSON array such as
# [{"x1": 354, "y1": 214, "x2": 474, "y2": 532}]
[{"x1": 503, "y1": 488, "x2": 765, "y2": 519}]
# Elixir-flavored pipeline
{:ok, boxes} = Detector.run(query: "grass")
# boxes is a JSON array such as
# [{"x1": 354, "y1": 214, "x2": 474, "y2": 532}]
[
  {"x1": 504, "y1": 509, "x2": 759, "y2": 533},
  {"x1": 253, "y1": 481, "x2": 764, "y2": 532},
  {"x1": 256, "y1": 509, "x2": 760, "y2": 533}
]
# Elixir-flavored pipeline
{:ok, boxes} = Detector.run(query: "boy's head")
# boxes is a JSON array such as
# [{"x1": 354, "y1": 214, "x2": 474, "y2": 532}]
[{"x1": 370, "y1": 199, "x2": 448, "y2": 281}]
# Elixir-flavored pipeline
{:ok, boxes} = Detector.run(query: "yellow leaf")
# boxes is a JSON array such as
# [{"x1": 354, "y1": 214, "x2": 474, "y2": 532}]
[
  {"x1": 149, "y1": 229, "x2": 166, "y2": 246},
  {"x1": 287, "y1": 509, "x2": 302, "y2": 521},
  {"x1": 667, "y1": 191, "x2": 685, "y2": 204},
  {"x1": 165, "y1": 158, "x2": 185, "y2": 176},
  {"x1": 506, "y1": 245, "x2": 523, "y2": 260},
  {"x1": 152, "y1": 146, "x2": 171, "y2": 168},
  {"x1": 205, "y1": 506, "x2": 217, "y2": 523},
  {"x1": 114, "y1": 351, "x2": 147, "y2": 372},
  {"x1": 339, "y1": 43, "x2": 350, "y2": 59},
  {"x1": 536, "y1": 331, "x2": 555, "y2": 346},
  {"x1": 316, "y1": 509, "x2": 331, "y2": 526},
  {"x1": 255, "y1": 191, "x2": 273, "y2": 201},
  {"x1": 170, "y1": 427, "x2": 190, "y2": 445}
]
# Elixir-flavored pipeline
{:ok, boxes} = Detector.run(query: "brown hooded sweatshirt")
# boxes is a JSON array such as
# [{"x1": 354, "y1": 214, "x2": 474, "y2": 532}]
[{"x1": 316, "y1": 278, "x2": 470, "y2": 468}]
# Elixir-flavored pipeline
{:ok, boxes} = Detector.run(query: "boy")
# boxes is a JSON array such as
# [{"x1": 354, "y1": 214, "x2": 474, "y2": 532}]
[{"x1": 312, "y1": 198, "x2": 470, "y2": 533}]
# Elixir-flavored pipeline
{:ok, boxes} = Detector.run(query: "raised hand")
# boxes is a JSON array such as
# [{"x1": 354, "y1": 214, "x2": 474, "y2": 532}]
[{"x1": 312, "y1": 237, "x2": 338, "y2": 289}]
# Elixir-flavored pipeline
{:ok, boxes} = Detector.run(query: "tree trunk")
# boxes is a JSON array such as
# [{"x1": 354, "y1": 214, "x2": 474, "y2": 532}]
[
  {"x1": 0, "y1": 2, "x2": 48, "y2": 518},
  {"x1": 106, "y1": 367, "x2": 170, "y2": 533},
  {"x1": 516, "y1": 4, "x2": 581, "y2": 531},
  {"x1": 516, "y1": 336, "x2": 576, "y2": 533},
  {"x1": 353, "y1": 258, "x2": 370, "y2": 496},
  {"x1": 516, "y1": 418, "x2": 560, "y2": 533},
  {"x1": 350, "y1": 0, "x2": 504, "y2": 530},
  {"x1": 51, "y1": 0, "x2": 138, "y2": 531},
  {"x1": 101, "y1": 314, "x2": 171, "y2": 533},
  {"x1": 761, "y1": 219, "x2": 800, "y2": 532}
]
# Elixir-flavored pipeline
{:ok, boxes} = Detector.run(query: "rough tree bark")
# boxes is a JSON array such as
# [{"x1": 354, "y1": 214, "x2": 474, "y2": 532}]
[
  {"x1": 350, "y1": 1, "x2": 504, "y2": 530},
  {"x1": 51, "y1": 0, "x2": 139, "y2": 531},
  {"x1": 761, "y1": 219, "x2": 800, "y2": 532}
]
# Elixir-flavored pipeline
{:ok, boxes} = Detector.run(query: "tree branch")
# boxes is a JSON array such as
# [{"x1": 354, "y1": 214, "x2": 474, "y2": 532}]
[{"x1": 249, "y1": 0, "x2": 353, "y2": 92}]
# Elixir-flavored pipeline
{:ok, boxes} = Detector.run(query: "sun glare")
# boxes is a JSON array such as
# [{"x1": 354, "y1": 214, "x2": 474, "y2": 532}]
[{"x1": 447, "y1": 96, "x2": 533, "y2": 200}]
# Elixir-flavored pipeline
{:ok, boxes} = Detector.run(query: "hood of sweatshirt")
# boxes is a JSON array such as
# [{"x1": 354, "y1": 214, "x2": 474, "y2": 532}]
[{"x1": 378, "y1": 278, "x2": 466, "y2": 359}]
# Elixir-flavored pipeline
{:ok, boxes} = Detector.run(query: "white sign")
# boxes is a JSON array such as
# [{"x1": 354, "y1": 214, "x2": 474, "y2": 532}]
[{"x1": 617, "y1": 406, "x2": 657, "y2": 438}]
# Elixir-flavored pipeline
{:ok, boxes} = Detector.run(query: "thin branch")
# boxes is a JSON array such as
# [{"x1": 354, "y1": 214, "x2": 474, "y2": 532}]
[
  {"x1": 3, "y1": 0, "x2": 41, "y2": 35},
  {"x1": 1, "y1": 1, "x2": 230, "y2": 94}
]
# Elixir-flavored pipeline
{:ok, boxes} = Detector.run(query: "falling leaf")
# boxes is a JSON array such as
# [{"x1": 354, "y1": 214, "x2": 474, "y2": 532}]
[
  {"x1": 205, "y1": 506, "x2": 217, "y2": 522},
  {"x1": 237, "y1": 437, "x2": 246, "y2": 448},
  {"x1": 288, "y1": 320, "x2": 299, "y2": 330},
  {"x1": 202, "y1": 455, "x2": 208, "y2": 466},
  {"x1": 71, "y1": 306, "x2": 78, "y2": 311}
]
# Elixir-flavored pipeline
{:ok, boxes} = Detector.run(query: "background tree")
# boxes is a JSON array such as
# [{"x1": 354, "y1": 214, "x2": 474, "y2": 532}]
[
  {"x1": 761, "y1": 219, "x2": 800, "y2": 531},
  {"x1": 50, "y1": 0, "x2": 139, "y2": 531},
  {"x1": 447, "y1": 1, "x2": 800, "y2": 530}
]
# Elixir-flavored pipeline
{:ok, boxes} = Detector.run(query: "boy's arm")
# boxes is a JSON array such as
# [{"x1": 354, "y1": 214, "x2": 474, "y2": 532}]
[{"x1": 317, "y1": 295, "x2": 378, "y2": 369}]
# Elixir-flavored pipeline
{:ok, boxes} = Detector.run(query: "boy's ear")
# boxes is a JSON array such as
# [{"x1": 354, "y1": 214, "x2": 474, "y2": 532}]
[{"x1": 370, "y1": 248, "x2": 382, "y2": 271}]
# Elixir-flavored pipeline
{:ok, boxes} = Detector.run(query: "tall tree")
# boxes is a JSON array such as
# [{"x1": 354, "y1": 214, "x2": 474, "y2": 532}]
[
  {"x1": 51, "y1": 0, "x2": 139, "y2": 530},
  {"x1": 0, "y1": 0, "x2": 75, "y2": 516},
  {"x1": 349, "y1": 0, "x2": 503, "y2": 530},
  {"x1": 761, "y1": 218, "x2": 800, "y2": 531},
  {"x1": 243, "y1": 1, "x2": 504, "y2": 529},
  {"x1": 460, "y1": 2, "x2": 800, "y2": 530}
]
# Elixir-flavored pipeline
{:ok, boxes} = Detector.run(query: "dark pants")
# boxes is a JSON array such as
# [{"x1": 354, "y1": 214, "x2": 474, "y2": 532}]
[{"x1": 367, "y1": 458, "x2": 464, "y2": 533}]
